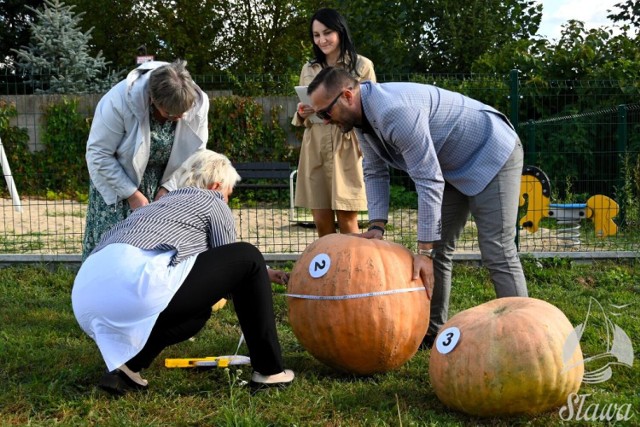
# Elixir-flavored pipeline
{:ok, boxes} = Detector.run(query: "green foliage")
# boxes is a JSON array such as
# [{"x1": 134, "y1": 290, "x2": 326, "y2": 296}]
[
  {"x1": 608, "y1": 0, "x2": 640, "y2": 34},
  {"x1": 3, "y1": 95, "x2": 305, "y2": 200},
  {"x1": 1, "y1": 261, "x2": 638, "y2": 425},
  {"x1": 549, "y1": 175, "x2": 589, "y2": 204},
  {"x1": 0, "y1": 233, "x2": 46, "y2": 253},
  {"x1": 0, "y1": 98, "x2": 90, "y2": 199},
  {"x1": 206, "y1": 95, "x2": 299, "y2": 202},
  {"x1": 207, "y1": 70, "x2": 301, "y2": 97},
  {"x1": 35, "y1": 97, "x2": 90, "y2": 195},
  {"x1": 341, "y1": 0, "x2": 542, "y2": 74},
  {"x1": 215, "y1": 1, "x2": 315, "y2": 78},
  {"x1": 0, "y1": 101, "x2": 36, "y2": 195},
  {"x1": 389, "y1": 185, "x2": 418, "y2": 209},
  {"x1": 616, "y1": 153, "x2": 640, "y2": 230},
  {"x1": 474, "y1": 22, "x2": 640, "y2": 88},
  {"x1": 145, "y1": 0, "x2": 230, "y2": 74},
  {"x1": 533, "y1": 116, "x2": 594, "y2": 198},
  {"x1": 4, "y1": 0, "x2": 640, "y2": 85},
  {"x1": 0, "y1": 0, "x2": 43, "y2": 70},
  {"x1": 207, "y1": 95, "x2": 298, "y2": 163},
  {"x1": 12, "y1": 0, "x2": 120, "y2": 94},
  {"x1": 64, "y1": 0, "x2": 155, "y2": 72},
  {"x1": 422, "y1": 0, "x2": 543, "y2": 74},
  {"x1": 66, "y1": 0, "x2": 317, "y2": 80}
]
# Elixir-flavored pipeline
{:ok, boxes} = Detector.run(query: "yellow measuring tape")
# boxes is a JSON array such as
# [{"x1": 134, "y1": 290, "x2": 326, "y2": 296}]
[
  {"x1": 165, "y1": 334, "x2": 249, "y2": 368},
  {"x1": 165, "y1": 355, "x2": 251, "y2": 368}
]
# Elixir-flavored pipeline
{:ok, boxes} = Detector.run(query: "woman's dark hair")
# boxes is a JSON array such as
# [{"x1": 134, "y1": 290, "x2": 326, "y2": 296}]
[
  {"x1": 149, "y1": 59, "x2": 197, "y2": 116},
  {"x1": 309, "y1": 8, "x2": 360, "y2": 76}
]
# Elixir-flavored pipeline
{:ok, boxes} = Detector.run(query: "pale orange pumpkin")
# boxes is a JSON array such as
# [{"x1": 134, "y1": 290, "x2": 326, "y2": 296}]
[
  {"x1": 429, "y1": 297, "x2": 584, "y2": 417},
  {"x1": 287, "y1": 234, "x2": 430, "y2": 375}
]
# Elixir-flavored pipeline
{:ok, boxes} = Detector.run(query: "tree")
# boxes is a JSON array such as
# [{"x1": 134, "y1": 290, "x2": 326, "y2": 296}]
[
  {"x1": 338, "y1": 0, "x2": 542, "y2": 74},
  {"x1": 215, "y1": 1, "x2": 318, "y2": 88},
  {"x1": 150, "y1": 0, "x2": 229, "y2": 73},
  {"x1": 67, "y1": 0, "x2": 232, "y2": 73},
  {"x1": 61, "y1": 0, "x2": 544, "y2": 80},
  {"x1": 335, "y1": 1, "x2": 430, "y2": 74},
  {"x1": 420, "y1": 0, "x2": 543, "y2": 73},
  {"x1": 12, "y1": 0, "x2": 119, "y2": 93},
  {"x1": 0, "y1": 0, "x2": 44, "y2": 68},
  {"x1": 608, "y1": 0, "x2": 640, "y2": 36},
  {"x1": 65, "y1": 0, "x2": 158, "y2": 71},
  {"x1": 474, "y1": 19, "x2": 640, "y2": 84},
  {"x1": 66, "y1": 0, "x2": 319, "y2": 83}
]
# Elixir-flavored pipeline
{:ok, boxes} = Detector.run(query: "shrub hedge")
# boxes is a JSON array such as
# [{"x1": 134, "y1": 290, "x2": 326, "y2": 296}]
[{"x1": 0, "y1": 96, "x2": 299, "y2": 200}]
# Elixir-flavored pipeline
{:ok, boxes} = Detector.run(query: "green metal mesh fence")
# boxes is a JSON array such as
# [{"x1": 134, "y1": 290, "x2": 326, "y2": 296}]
[{"x1": 0, "y1": 70, "x2": 638, "y2": 258}]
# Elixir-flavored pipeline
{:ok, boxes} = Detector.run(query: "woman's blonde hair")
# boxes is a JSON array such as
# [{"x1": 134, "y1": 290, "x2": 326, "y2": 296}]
[{"x1": 175, "y1": 150, "x2": 241, "y2": 191}]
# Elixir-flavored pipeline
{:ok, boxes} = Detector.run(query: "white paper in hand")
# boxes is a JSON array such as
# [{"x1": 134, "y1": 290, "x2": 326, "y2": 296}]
[{"x1": 295, "y1": 86, "x2": 323, "y2": 124}]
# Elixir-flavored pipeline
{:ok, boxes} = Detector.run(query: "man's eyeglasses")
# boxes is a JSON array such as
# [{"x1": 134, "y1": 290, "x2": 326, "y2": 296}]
[{"x1": 315, "y1": 91, "x2": 344, "y2": 121}]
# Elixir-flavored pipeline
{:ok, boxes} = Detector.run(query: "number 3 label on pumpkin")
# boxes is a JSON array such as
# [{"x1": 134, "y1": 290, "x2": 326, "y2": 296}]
[
  {"x1": 309, "y1": 253, "x2": 331, "y2": 278},
  {"x1": 435, "y1": 327, "x2": 461, "y2": 354}
]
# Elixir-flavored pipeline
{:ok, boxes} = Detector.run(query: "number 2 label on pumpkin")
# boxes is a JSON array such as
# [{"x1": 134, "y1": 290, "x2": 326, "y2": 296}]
[
  {"x1": 309, "y1": 253, "x2": 331, "y2": 278},
  {"x1": 436, "y1": 327, "x2": 460, "y2": 354}
]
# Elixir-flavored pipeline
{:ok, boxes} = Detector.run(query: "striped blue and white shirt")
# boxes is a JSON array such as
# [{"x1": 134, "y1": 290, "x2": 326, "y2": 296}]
[
  {"x1": 357, "y1": 81, "x2": 518, "y2": 242},
  {"x1": 91, "y1": 187, "x2": 236, "y2": 266}
]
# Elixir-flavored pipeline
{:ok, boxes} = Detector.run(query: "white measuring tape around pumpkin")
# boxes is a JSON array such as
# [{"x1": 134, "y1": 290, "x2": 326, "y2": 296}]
[
  {"x1": 285, "y1": 252, "x2": 427, "y2": 300},
  {"x1": 284, "y1": 286, "x2": 426, "y2": 300}
]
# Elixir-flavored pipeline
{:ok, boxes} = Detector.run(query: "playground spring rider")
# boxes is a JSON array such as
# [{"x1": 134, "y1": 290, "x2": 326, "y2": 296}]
[{"x1": 519, "y1": 166, "x2": 619, "y2": 246}]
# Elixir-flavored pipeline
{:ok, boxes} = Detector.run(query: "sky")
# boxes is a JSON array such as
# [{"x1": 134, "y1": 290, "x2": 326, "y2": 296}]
[{"x1": 537, "y1": 0, "x2": 622, "y2": 40}]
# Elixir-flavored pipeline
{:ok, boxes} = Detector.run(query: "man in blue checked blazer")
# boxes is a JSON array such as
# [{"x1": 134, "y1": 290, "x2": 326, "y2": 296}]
[{"x1": 307, "y1": 67, "x2": 528, "y2": 349}]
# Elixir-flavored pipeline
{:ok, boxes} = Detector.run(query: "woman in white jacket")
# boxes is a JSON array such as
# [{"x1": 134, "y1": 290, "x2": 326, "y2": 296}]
[{"x1": 83, "y1": 59, "x2": 209, "y2": 260}]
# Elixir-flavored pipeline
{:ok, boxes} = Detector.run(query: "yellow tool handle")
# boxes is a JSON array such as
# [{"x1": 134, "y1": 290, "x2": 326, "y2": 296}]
[{"x1": 165, "y1": 356, "x2": 230, "y2": 368}]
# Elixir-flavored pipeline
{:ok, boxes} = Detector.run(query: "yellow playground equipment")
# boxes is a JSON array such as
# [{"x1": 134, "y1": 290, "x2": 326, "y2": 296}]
[{"x1": 519, "y1": 166, "x2": 619, "y2": 246}]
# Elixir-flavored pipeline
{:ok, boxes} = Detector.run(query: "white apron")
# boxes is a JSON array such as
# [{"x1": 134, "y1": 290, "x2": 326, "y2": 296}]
[{"x1": 72, "y1": 243, "x2": 197, "y2": 371}]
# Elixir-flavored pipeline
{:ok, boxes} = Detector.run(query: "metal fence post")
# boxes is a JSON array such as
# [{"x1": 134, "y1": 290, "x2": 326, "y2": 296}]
[
  {"x1": 617, "y1": 104, "x2": 628, "y2": 224},
  {"x1": 525, "y1": 120, "x2": 537, "y2": 166},
  {"x1": 509, "y1": 69, "x2": 519, "y2": 129}
]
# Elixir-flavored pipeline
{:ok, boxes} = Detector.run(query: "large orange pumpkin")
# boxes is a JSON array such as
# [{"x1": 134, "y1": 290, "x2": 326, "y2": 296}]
[
  {"x1": 429, "y1": 297, "x2": 584, "y2": 417},
  {"x1": 287, "y1": 234, "x2": 430, "y2": 375}
]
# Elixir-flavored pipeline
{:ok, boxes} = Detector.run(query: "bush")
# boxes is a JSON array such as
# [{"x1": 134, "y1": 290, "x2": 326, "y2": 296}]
[
  {"x1": 35, "y1": 97, "x2": 91, "y2": 196},
  {"x1": 207, "y1": 95, "x2": 298, "y2": 163},
  {"x1": 1, "y1": 98, "x2": 91, "y2": 199},
  {"x1": 617, "y1": 153, "x2": 640, "y2": 231},
  {"x1": 0, "y1": 101, "x2": 36, "y2": 196}
]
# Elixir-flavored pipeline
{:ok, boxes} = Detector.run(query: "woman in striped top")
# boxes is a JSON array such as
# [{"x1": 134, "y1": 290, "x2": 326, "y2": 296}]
[{"x1": 72, "y1": 150, "x2": 294, "y2": 395}]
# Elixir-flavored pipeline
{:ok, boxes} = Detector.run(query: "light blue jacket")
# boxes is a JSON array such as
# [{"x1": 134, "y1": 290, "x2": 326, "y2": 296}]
[
  {"x1": 86, "y1": 61, "x2": 209, "y2": 205},
  {"x1": 356, "y1": 81, "x2": 517, "y2": 242}
]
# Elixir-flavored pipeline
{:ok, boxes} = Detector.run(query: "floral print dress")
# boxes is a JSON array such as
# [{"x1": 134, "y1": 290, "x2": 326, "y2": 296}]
[{"x1": 82, "y1": 114, "x2": 176, "y2": 260}]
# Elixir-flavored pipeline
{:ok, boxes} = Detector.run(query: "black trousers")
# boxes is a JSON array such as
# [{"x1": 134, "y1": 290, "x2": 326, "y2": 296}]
[{"x1": 126, "y1": 242, "x2": 284, "y2": 375}]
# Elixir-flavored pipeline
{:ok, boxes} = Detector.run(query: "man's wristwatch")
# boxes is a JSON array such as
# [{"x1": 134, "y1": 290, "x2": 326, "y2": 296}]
[
  {"x1": 367, "y1": 225, "x2": 385, "y2": 235},
  {"x1": 417, "y1": 248, "x2": 435, "y2": 259}
]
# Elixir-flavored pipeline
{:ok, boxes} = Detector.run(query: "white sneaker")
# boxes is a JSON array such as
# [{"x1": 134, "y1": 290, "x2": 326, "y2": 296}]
[{"x1": 250, "y1": 369, "x2": 295, "y2": 391}]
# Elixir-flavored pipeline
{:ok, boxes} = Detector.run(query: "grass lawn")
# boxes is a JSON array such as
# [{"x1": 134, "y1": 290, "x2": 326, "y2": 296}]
[{"x1": 0, "y1": 258, "x2": 638, "y2": 426}]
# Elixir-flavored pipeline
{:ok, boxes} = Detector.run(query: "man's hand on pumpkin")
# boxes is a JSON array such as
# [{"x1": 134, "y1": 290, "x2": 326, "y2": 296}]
[{"x1": 412, "y1": 254, "x2": 434, "y2": 299}]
